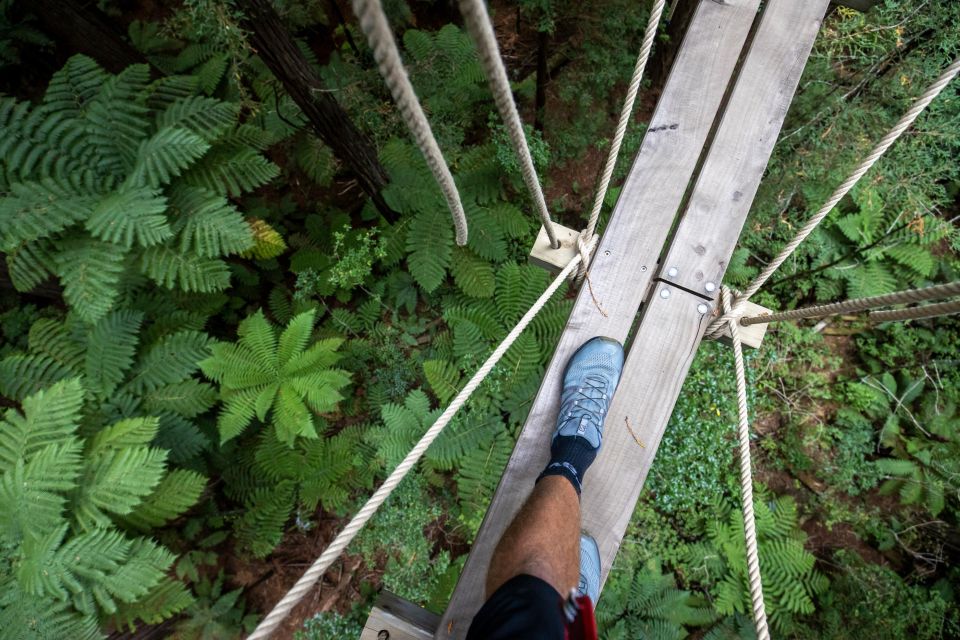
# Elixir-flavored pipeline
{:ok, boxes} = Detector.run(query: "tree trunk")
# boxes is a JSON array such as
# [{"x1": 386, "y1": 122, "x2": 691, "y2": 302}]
[
  {"x1": 236, "y1": 0, "x2": 394, "y2": 218},
  {"x1": 31, "y1": 0, "x2": 152, "y2": 74},
  {"x1": 533, "y1": 29, "x2": 548, "y2": 132}
]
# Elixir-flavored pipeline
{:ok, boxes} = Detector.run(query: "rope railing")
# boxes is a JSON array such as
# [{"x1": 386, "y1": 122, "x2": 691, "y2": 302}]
[
  {"x1": 246, "y1": 238, "x2": 596, "y2": 640},
  {"x1": 721, "y1": 286, "x2": 770, "y2": 640},
  {"x1": 352, "y1": 0, "x2": 469, "y2": 245},
  {"x1": 577, "y1": 0, "x2": 665, "y2": 280},
  {"x1": 870, "y1": 298, "x2": 960, "y2": 323},
  {"x1": 740, "y1": 280, "x2": 960, "y2": 326},
  {"x1": 458, "y1": 0, "x2": 560, "y2": 249}
]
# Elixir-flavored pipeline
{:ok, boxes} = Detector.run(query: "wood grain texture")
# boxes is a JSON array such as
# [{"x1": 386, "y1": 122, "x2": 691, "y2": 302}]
[
  {"x1": 658, "y1": 0, "x2": 831, "y2": 297},
  {"x1": 439, "y1": 2, "x2": 761, "y2": 637},
  {"x1": 360, "y1": 592, "x2": 439, "y2": 640},
  {"x1": 583, "y1": 0, "x2": 830, "y2": 590}
]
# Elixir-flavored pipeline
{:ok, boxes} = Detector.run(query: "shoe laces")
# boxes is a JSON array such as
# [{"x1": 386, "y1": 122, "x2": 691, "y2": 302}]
[{"x1": 561, "y1": 373, "x2": 610, "y2": 427}]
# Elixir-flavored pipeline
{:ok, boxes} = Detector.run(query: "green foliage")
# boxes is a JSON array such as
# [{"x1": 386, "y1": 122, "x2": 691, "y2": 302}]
[
  {"x1": 687, "y1": 496, "x2": 828, "y2": 634},
  {"x1": 597, "y1": 558, "x2": 718, "y2": 640},
  {"x1": 171, "y1": 572, "x2": 258, "y2": 639},
  {"x1": 200, "y1": 309, "x2": 351, "y2": 445},
  {"x1": 0, "y1": 379, "x2": 203, "y2": 637},
  {"x1": 0, "y1": 55, "x2": 278, "y2": 322}
]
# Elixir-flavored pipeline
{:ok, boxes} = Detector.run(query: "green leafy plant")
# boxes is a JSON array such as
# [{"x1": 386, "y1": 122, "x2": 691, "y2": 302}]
[
  {"x1": 687, "y1": 496, "x2": 828, "y2": 634},
  {"x1": 0, "y1": 54, "x2": 278, "y2": 322},
  {"x1": 200, "y1": 308, "x2": 351, "y2": 445},
  {"x1": 0, "y1": 378, "x2": 205, "y2": 637}
]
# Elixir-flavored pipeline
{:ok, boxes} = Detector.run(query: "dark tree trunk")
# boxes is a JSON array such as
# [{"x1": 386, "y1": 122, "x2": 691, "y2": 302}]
[
  {"x1": 32, "y1": 0, "x2": 152, "y2": 73},
  {"x1": 236, "y1": 0, "x2": 394, "y2": 218},
  {"x1": 533, "y1": 30, "x2": 548, "y2": 132}
]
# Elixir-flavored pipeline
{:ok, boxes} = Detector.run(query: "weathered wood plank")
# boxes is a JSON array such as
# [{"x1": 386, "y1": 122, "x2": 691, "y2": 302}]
[
  {"x1": 438, "y1": 2, "x2": 761, "y2": 637},
  {"x1": 583, "y1": 0, "x2": 831, "y2": 591},
  {"x1": 360, "y1": 592, "x2": 439, "y2": 640},
  {"x1": 657, "y1": 0, "x2": 830, "y2": 298}
]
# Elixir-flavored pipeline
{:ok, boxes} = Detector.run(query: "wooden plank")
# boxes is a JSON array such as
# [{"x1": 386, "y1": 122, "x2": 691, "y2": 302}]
[
  {"x1": 657, "y1": 0, "x2": 829, "y2": 299},
  {"x1": 583, "y1": 0, "x2": 831, "y2": 591},
  {"x1": 360, "y1": 592, "x2": 438, "y2": 640},
  {"x1": 528, "y1": 223, "x2": 581, "y2": 273},
  {"x1": 438, "y1": 2, "x2": 760, "y2": 637}
]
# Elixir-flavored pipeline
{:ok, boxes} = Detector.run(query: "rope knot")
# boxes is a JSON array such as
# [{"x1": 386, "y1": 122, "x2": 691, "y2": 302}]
[{"x1": 574, "y1": 231, "x2": 598, "y2": 282}]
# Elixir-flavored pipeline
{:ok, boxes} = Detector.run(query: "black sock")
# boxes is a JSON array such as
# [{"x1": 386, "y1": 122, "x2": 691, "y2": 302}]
[{"x1": 536, "y1": 436, "x2": 598, "y2": 496}]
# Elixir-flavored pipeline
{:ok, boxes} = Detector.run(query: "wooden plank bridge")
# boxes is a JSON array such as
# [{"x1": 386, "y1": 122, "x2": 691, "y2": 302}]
[{"x1": 363, "y1": 0, "x2": 832, "y2": 637}]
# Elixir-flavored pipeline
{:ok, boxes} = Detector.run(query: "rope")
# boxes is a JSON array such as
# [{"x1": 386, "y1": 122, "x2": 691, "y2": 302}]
[
  {"x1": 721, "y1": 286, "x2": 770, "y2": 640},
  {"x1": 740, "y1": 280, "x2": 960, "y2": 326},
  {"x1": 870, "y1": 298, "x2": 960, "y2": 323},
  {"x1": 577, "y1": 0, "x2": 665, "y2": 281},
  {"x1": 352, "y1": 0, "x2": 469, "y2": 245},
  {"x1": 247, "y1": 237, "x2": 597, "y2": 640},
  {"x1": 457, "y1": 0, "x2": 559, "y2": 249},
  {"x1": 706, "y1": 55, "x2": 960, "y2": 338}
]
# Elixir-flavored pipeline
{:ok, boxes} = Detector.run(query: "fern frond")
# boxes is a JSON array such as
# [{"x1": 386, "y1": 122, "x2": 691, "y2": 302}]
[
  {"x1": 153, "y1": 413, "x2": 210, "y2": 464},
  {"x1": 127, "y1": 330, "x2": 211, "y2": 393},
  {"x1": 142, "y1": 379, "x2": 217, "y2": 418},
  {"x1": 140, "y1": 245, "x2": 231, "y2": 292},
  {"x1": 73, "y1": 442, "x2": 167, "y2": 527},
  {"x1": 108, "y1": 577, "x2": 194, "y2": 629},
  {"x1": 0, "y1": 354, "x2": 77, "y2": 401},
  {"x1": 85, "y1": 186, "x2": 172, "y2": 249},
  {"x1": 450, "y1": 247, "x2": 495, "y2": 298},
  {"x1": 406, "y1": 207, "x2": 453, "y2": 292},
  {"x1": 5, "y1": 239, "x2": 56, "y2": 292},
  {"x1": 128, "y1": 126, "x2": 210, "y2": 188},
  {"x1": 0, "y1": 179, "x2": 98, "y2": 250},
  {"x1": 169, "y1": 186, "x2": 253, "y2": 257},
  {"x1": 423, "y1": 359, "x2": 461, "y2": 405},
  {"x1": 181, "y1": 144, "x2": 280, "y2": 196},
  {"x1": 0, "y1": 378, "x2": 84, "y2": 473},
  {"x1": 84, "y1": 309, "x2": 143, "y2": 398},
  {"x1": 86, "y1": 64, "x2": 152, "y2": 174},
  {"x1": 53, "y1": 237, "x2": 126, "y2": 323},
  {"x1": 122, "y1": 469, "x2": 205, "y2": 530},
  {"x1": 157, "y1": 96, "x2": 238, "y2": 141},
  {"x1": 243, "y1": 218, "x2": 287, "y2": 259}
]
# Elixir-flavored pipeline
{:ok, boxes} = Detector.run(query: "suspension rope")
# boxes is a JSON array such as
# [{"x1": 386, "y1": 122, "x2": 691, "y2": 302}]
[
  {"x1": 458, "y1": 0, "x2": 560, "y2": 248},
  {"x1": 581, "y1": 0, "x2": 665, "y2": 245},
  {"x1": 740, "y1": 280, "x2": 960, "y2": 326},
  {"x1": 706, "y1": 55, "x2": 960, "y2": 338},
  {"x1": 247, "y1": 238, "x2": 597, "y2": 640},
  {"x1": 352, "y1": 0, "x2": 469, "y2": 245},
  {"x1": 722, "y1": 286, "x2": 770, "y2": 640},
  {"x1": 870, "y1": 298, "x2": 960, "y2": 324}
]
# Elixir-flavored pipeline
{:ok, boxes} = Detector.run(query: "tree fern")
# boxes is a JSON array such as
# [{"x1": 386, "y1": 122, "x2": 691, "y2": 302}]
[
  {"x1": 200, "y1": 309, "x2": 351, "y2": 444},
  {"x1": 1, "y1": 54, "x2": 272, "y2": 322},
  {"x1": 0, "y1": 379, "x2": 204, "y2": 636}
]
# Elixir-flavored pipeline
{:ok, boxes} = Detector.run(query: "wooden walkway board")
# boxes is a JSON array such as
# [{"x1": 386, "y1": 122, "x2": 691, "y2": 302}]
[
  {"x1": 438, "y1": 1, "x2": 761, "y2": 637},
  {"x1": 360, "y1": 592, "x2": 440, "y2": 640},
  {"x1": 584, "y1": 0, "x2": 831, "y2": 588}
]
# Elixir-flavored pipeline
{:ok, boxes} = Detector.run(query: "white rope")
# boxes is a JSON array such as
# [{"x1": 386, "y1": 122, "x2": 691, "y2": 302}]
[
  {"x1": 722, "y1": 286, "x2": 770, "y2": 640},
  {"x1": 870, "y1": 297, "x2": 960, "y2": 323},
  {"x1": 247, "y1": 237, "x2": 597, "y2": 640},
  {"x1": 575, "y1": 0, "x2": 665, "y2": 281},
  {"x1": 458, "y1": 0, "x2": 559, "y2": 248},
  {"x1": 707, "y1": 55, "x2": 960, "y2": 338},
  {"x1": 352, "y1": 0, "x2": 469, "y2": 245}
]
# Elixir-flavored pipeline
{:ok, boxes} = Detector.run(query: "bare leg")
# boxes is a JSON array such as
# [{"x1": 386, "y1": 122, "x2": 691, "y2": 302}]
[{"x1": 485, "y1": 476, "x2": 580, "y2": 598}]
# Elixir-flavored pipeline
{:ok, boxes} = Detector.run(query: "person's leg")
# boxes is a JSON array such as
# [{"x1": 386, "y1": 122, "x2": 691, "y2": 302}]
[{"x1": 485, "y1": 474, "x2": 581, "y2": 597}]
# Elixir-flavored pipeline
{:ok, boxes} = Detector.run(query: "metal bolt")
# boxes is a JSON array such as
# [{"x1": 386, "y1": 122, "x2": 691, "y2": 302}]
[
  {"x1": 667, "y1": 266, "x2": 678, "y2": 278},
  {"x1": 697, "y1": 303, "x2": 709, "y2": 314},
  {"x1": 659, "y1": 288, "x2": 671, "y2": 299},
  {"x1": 378, "y1": 631, "x2": 390, "y2": 640},
  {"x1": 705, "y1": 281, "x2": 716, "y2": 292},
  {"x1": 640, "y1": 265, "x2": 648, "y2": 272},
  {"x1": 604, "y1": 250, "x2": 611, "y2": 256}
]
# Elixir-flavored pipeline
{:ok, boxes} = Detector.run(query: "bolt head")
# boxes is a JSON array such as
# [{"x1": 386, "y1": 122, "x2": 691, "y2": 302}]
[
  {"x1": 640, "y1": 265, "x2": 648, "y2": 272},
  {"x1": 659, "y1": 288, "x2": 671, "y2": 299},
  {"x1": 697, "y1": 303, "x2": 708, "y2": 314},
  {"x1": 667, "y1": 266, "x2": 678, "y2": 277},
  {"x1": 705, "y1": 281, "x2": 716, "y2": 292}
]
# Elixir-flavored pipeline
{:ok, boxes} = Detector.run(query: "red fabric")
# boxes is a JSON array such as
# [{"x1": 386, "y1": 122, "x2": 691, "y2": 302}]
[{"x1": 564, "y1": 595, "x2": 598, "y2": 640}]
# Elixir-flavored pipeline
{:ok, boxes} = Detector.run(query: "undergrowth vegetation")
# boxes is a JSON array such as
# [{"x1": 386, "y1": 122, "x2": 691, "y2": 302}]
[{"x1": 1, "y1": 1, "x2": 959, "y2": 638}]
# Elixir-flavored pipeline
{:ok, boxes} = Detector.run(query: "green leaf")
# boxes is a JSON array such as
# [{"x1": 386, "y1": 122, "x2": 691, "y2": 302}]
[
  {"x1": 54, "y1": 237, "x2": 126, "y2": 323},
  {"x1": 142, "y1": 379, "x2": 217, "y2": 418},
  {"x1": 0, "y1": 180, "x2": 97, "y2": 250},
  {"x1": 85, "y1": 187, "x2": 172, "y2": 248},
  {"x1": 127, "y1": 126, "x2": 209, "y2": 188},
  {"x1": 169, "y1": 186, "x2": 253, "y2": 257},
  {"x1": 450, "y1": 247, "x2": 495, "y2": 298},
  {"x1": 407, "y1": 208, "x2": 453, "y2": 292},
  {"x1": 0, "y1": 378, "x2": 84, "y2": 473},
  {"x1": 156, "y1": 96, "x2": 238, "y2": 140},
  {"x1": 140, "y1": 245, "x2": 231, "y2": 292},
  {"x1": 423, "y1": 359, "x2": 461, "y2": 405},
  {"x1": 84, "y1": 310, "x2": 143, "y2": 397},
  {"x1": 128, "y1": 330, "x2": 211, "y2": 392},
  {"x1": 121, "y1": 469, "x2": 205, "y2": 530}
]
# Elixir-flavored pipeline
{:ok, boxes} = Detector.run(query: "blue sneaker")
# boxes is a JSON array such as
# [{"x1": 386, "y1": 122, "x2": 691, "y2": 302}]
[
  {"x1": 555, "y1": 336, "x2": 625, "y2": 449},
  {"x1": 578, "y1": 533, "x2": 602, "y2": 604}
]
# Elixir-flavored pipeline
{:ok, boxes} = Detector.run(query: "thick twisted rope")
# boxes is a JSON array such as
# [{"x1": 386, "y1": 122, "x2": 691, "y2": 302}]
[
  {"x1": 352, "y1": 0, "x2": 468, "y2": 245},
  {"x1": 706, "y1": 55, "x2": 960, "y2": 338},
  {"x1": 458, "y1": 0, "x2": 559, "y2": 248},
  {"x1": 576, "y1": 0, "x2": 665, "y2": 281},
  {"x1": 740, "y1": 280, "x2": 960, "y2": 326},
  {"x1": 247, "y1": 238, "x2": 596, "y2": 640},
  {"x1": 870, "y1": 298, "x2": 960, "y2": 324},
  {"x1": 722, "y1": 286, "x2": 770, "y2": 640}
]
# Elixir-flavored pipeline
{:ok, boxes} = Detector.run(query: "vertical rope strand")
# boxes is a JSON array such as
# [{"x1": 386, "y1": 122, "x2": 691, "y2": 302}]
[
  {"x1": 458, "y1": 0, "x2": 559, "y2": 248},
  {"x1": 706, "y1": 55, "x2": 960, "y2": 337},
  {"x1": 352, "y1": 0, "x2": 469, "y2": 245},
  {"x1": 246, "y1": 239, "x2": 595, "y2": 640},
  {"x1": 722, "y1": 286, "x2": 770, "y2": 640}
]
